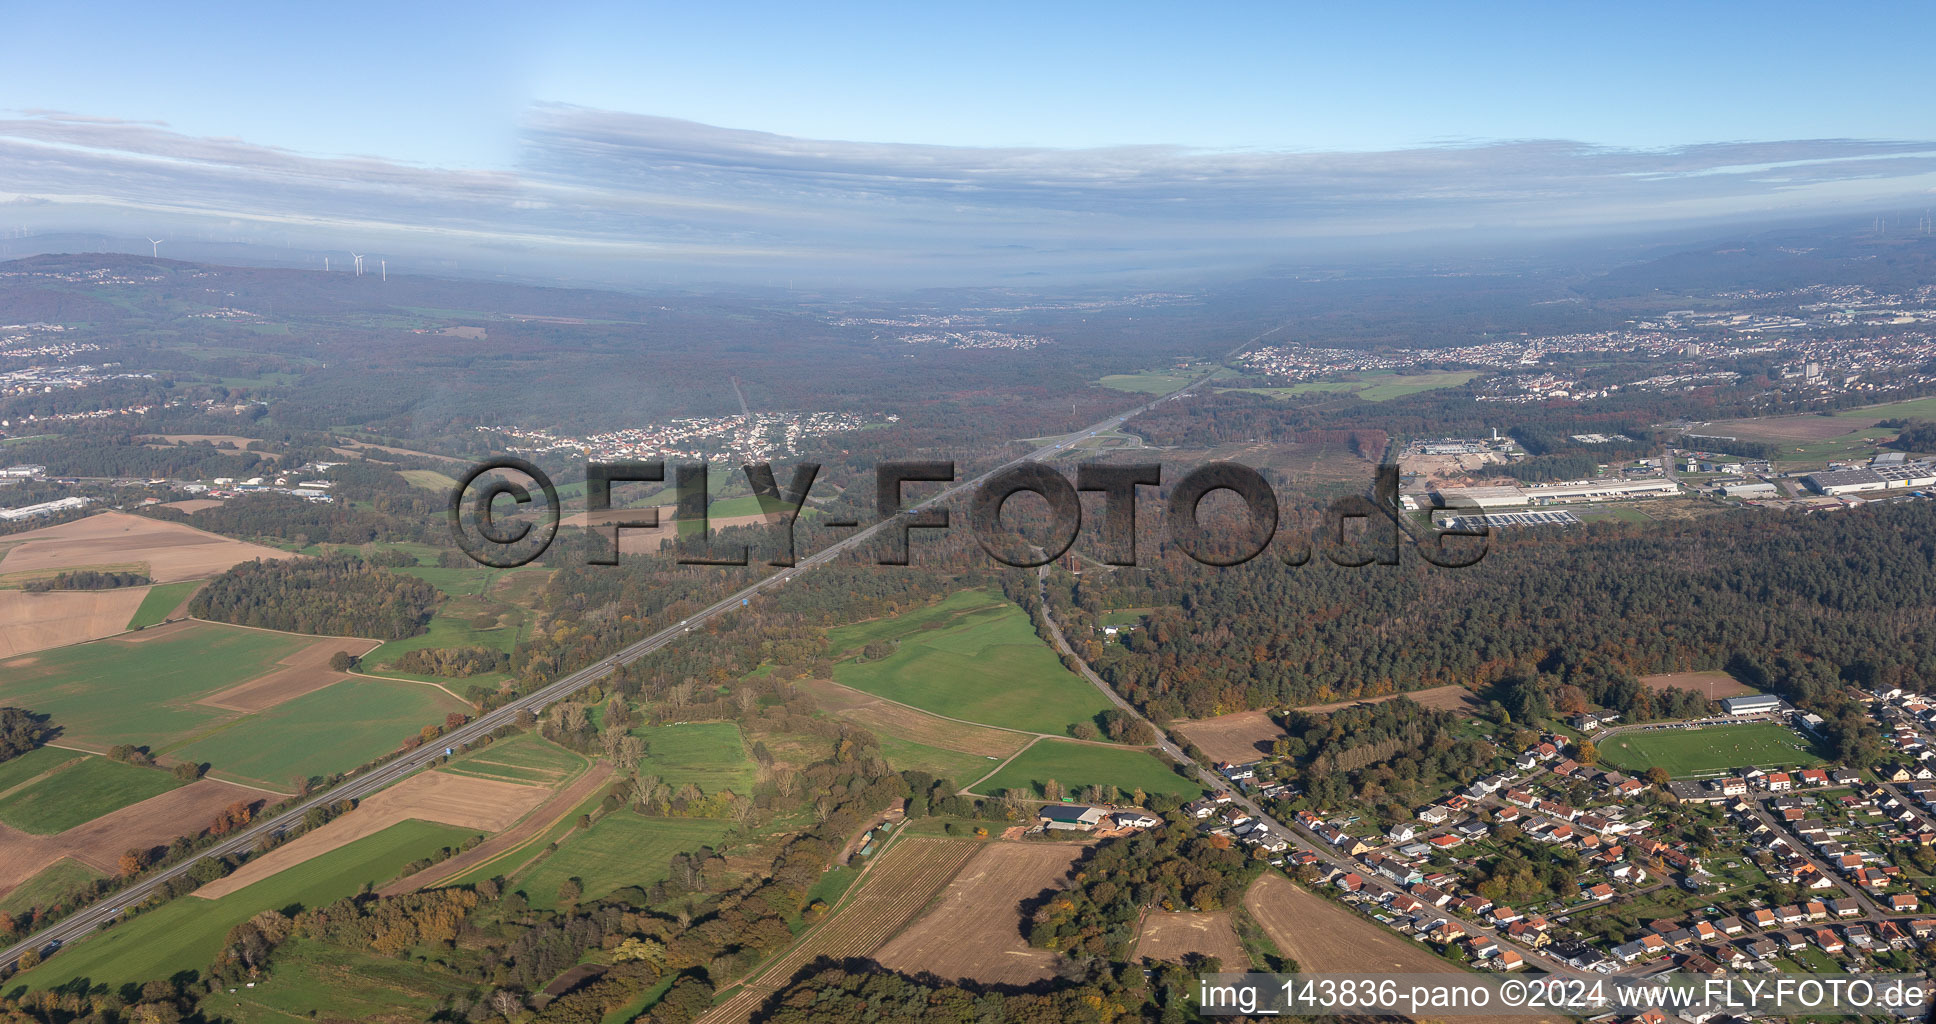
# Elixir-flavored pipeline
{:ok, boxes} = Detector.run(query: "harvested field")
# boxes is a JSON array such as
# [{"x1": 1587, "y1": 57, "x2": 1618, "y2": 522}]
[
  {"x1": 1245, "y1": 874, "x2": 1561, "y2": 1024},
  {"x1": 1133, "y1": 910, "x2": 1247, "y2": 968},
  {"x1": 559, "y1": 507, "x2": 677, "y2": 554},
  {"x1": 0, "y1": 778, "x2": 261, "y2": 898},
  {"x1": 1696, "y1": 415, "x2": 1878, "y2": 443},
  {"x1": 874, "y1": 841, "x2": 1083, "y2": 985},
  {"x1": 196, "y1": 637, "x2": 384, "y2": 712},
  {"x1": 195, "y1": 771, "x2": 546, "y2": 899},
  {"x1": 801, "y1": 678, "x2": 1030, "y2": 758},
  {"x1": 379, "y1": 763, "x2": 611, "y2": 895},
  {"x1": 0, "y1": 511, "x2": 292, "y2": 583},
  {"x1": 698, "y1": 837, "x2": 979, "y2": 1024},
  {"x1": 158, "y1": 498, "x2": 224, "y2": 514},
  {"x1": 1292, "y1": 684, "x2": 1478, "y2": 716},
  {"x1": 142, "y1": 433, "x2": 262, "y2": 449},
  {"x1": 1173, "y1": 711, "x2": 1289, "y2": 764},
  {"x1": 0, "y1": 589, "x2": 146, "y2": 659},
  {"x1": 1639, "y1": 670, "x2": 1755, "y2": 699}
]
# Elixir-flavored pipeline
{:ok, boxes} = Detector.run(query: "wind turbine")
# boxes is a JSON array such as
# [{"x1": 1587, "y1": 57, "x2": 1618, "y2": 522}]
[
  {"x1": 379, "y1": 259, "x2": 386, "y2": 282},
  {"x1": 348, "y1": 251, "x2": 364, "y2": 277},
  {"x1": 146, "y1": 237, "x2": 163, "y2": 258}
]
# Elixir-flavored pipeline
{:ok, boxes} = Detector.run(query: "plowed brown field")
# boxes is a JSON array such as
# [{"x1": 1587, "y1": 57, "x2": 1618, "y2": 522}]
[
  {"x1": 874, "y1": 841, "x2": 1083, "y2": 984},
  {"x1": 0, "y1": 589, "x2": 147, "y2": 659},
  {"x1": 0, "y1": 512, "x2": 291, "y2": 583}
]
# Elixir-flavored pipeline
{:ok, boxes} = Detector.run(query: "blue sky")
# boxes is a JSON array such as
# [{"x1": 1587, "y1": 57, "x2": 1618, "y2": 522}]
[
  {"x1": 3, "y1": 2, "x2": 1934, "y2": 284},
  {"x1": 11, "y1": 2, "x2": 1933, "y2": 164}
]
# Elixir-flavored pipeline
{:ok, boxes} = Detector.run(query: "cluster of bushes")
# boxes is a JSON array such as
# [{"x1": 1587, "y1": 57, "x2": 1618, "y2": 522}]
[{"x1": 23, "y1": 569, "x2": 151, "y2": 592}]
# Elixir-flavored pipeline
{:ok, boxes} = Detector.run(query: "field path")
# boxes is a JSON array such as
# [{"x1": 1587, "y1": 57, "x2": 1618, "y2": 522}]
[{"x1": 378, "y1": 762, "x2": 613, "y2": 895}]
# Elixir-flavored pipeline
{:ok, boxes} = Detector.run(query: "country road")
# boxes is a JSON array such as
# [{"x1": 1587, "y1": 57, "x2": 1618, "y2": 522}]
[{"x1": 0, "y1": 324, "x2": 1283, "y2": 976}]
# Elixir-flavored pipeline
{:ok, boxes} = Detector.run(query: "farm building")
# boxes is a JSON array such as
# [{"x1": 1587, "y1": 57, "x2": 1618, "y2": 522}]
[
  {"x1": 1721, "y1": 694, "x2": 1783, "y2": 716},
  {"x1": 1039, "y1": 805, "x2": 1106, "y2": 831}
]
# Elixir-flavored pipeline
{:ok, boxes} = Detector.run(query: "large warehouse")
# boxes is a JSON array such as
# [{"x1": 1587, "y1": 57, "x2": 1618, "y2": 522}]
[{"x1": 1802, "y1": 467, "x2": 1888, "y2": 496}]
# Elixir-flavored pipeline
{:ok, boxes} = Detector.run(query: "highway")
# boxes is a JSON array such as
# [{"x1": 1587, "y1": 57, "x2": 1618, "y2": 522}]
[{"x1": 0, "y1": 329, "x2": 1271, "y2": 975}]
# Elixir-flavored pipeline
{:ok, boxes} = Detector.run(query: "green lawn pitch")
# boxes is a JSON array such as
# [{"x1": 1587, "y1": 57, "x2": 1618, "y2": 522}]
[{"x1": 1597, "y1": 721, "x2": 1827, "y2": 777}]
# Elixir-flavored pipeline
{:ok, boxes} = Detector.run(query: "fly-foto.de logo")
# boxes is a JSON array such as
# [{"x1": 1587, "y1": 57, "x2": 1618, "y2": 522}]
[{"x1": 447, "y1": 459, "x2": 1490, "y2": 570}]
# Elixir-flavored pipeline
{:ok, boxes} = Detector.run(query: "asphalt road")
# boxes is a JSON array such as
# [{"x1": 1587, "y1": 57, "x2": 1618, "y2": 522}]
[{"x1": 0, "y1": 333, "x2": 1266, "y2": 975}]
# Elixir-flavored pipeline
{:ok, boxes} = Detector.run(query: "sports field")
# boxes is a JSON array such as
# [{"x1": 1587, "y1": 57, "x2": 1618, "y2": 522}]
[
  {"x1": 633, "y1": 721, "x2": 758, "y2": 796},
  {"x1": 126, "y1": 579, "x2": 201, "y2": 629},
  {"x1": 0, "y1": 623, "x2": 312, "y2": 748},
  {"x1": 1597, "y1": 722, "x2": 1827, "y2": 777},
  {"x1": 828, "y1": 591, "x2": 1116, "y2": 736},
  {"x1": 167, "y1": 677, "x2": 470, "y2": 790},
  {"x1": 970, "y1": 739, "x2": 1200, "y2": 799},
  {"x1": 515, "y1": 812, "x2": 734, "y2": 909},
  {"x1": 0, "y1": 753, "x2": 185, "y2": 834},
  {"x1": 14, "y1": 819, "x2": 478, "y2": 988}
]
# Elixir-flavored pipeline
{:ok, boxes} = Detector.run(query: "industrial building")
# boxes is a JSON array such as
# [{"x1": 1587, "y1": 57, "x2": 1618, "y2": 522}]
[
  {"x1": 1430, "y1": 477, "x2": 1679, "y2": 508},
  {"x1": 1430, "y1": 484, "x2": 1528, "y2": 509},
  {"x1": 1720, "y1": 481, "x2": 1779, "y2": 499},
  {"x1": 1720, "y1": 694, "x2": 1783, "y2": 716},
  {"x1": 1802, "y1": 468, "x2": 1889, "y2": 496},
  {"x1": 0, "y1": 495, "x2": 91, "y2": 522},
  {"x1": 1523, "y1": 478, "x2": 1680, "y2": 503}
]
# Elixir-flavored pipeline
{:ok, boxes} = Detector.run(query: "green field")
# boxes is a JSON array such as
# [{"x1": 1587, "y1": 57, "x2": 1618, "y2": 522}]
[
  {"x1": 0, "y1": 753, "x2": 184, "y2": 834},
  {"x1": 361, "y1": 576, "x2": 528, "y2": 685},
  {"x1": 443, "y1": 731, "x2": 587, "y2": 786},
  {"x1": 1598, "y1": 722, "x2": 1828, "y2": 777},
  {"x1": 1218, "y1": 369, "x2": 1481, "y2": 403},
  {"x1": 167, "y1": 677, "x2": 468, "y2": 789},
  {"x1": 1098, "y1": 364, "x2": 1218, "y2": 394},
  {"x1": 200, "y1": 938, "x2": 476, "y2": 1024},
  {"x1": 874, "y1": 734, "x2": 999, "y2": 783},
  {"x1": 514, "y1": 813, "x2": 734, "y2": 909},
  {"x1": 633, "y1": 722, "x2": 758, "y2": 796},
  {"x1": 397, "y1": 469, "x2": 459, "y2": 492},
  {"x1": 0, "y1": 858, "x2": 102, "y2": 918},
  {"x1": 15, "y1": 820, "x2": 478, "y2": 989},
  {"x1": 0, "y1": 623, "x2": 311, "y2": 748},
  {"x1": 970, "y1": 739, "x2": 1201, "y2": 799},
  {"x1": 827, "y1": 591, "x2": 1116, "y2": 736},
  {"x1": 125, "y1": 580, "x2": 202, "y2": 629}
]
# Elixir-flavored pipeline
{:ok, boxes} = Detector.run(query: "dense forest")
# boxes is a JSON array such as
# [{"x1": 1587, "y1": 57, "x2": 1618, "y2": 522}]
[
  {"x1": 190, "y1": 554, "x2": 440, "y2": 639},
  {"x1": 1063, "y1": 500, "x2": 1936, "y2": 723}
]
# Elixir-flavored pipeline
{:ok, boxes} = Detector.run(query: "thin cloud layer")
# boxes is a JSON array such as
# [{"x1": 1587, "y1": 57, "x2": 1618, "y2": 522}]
[{"x1": 3, "y1": 105, "x2": 1934, "y2": 284}]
